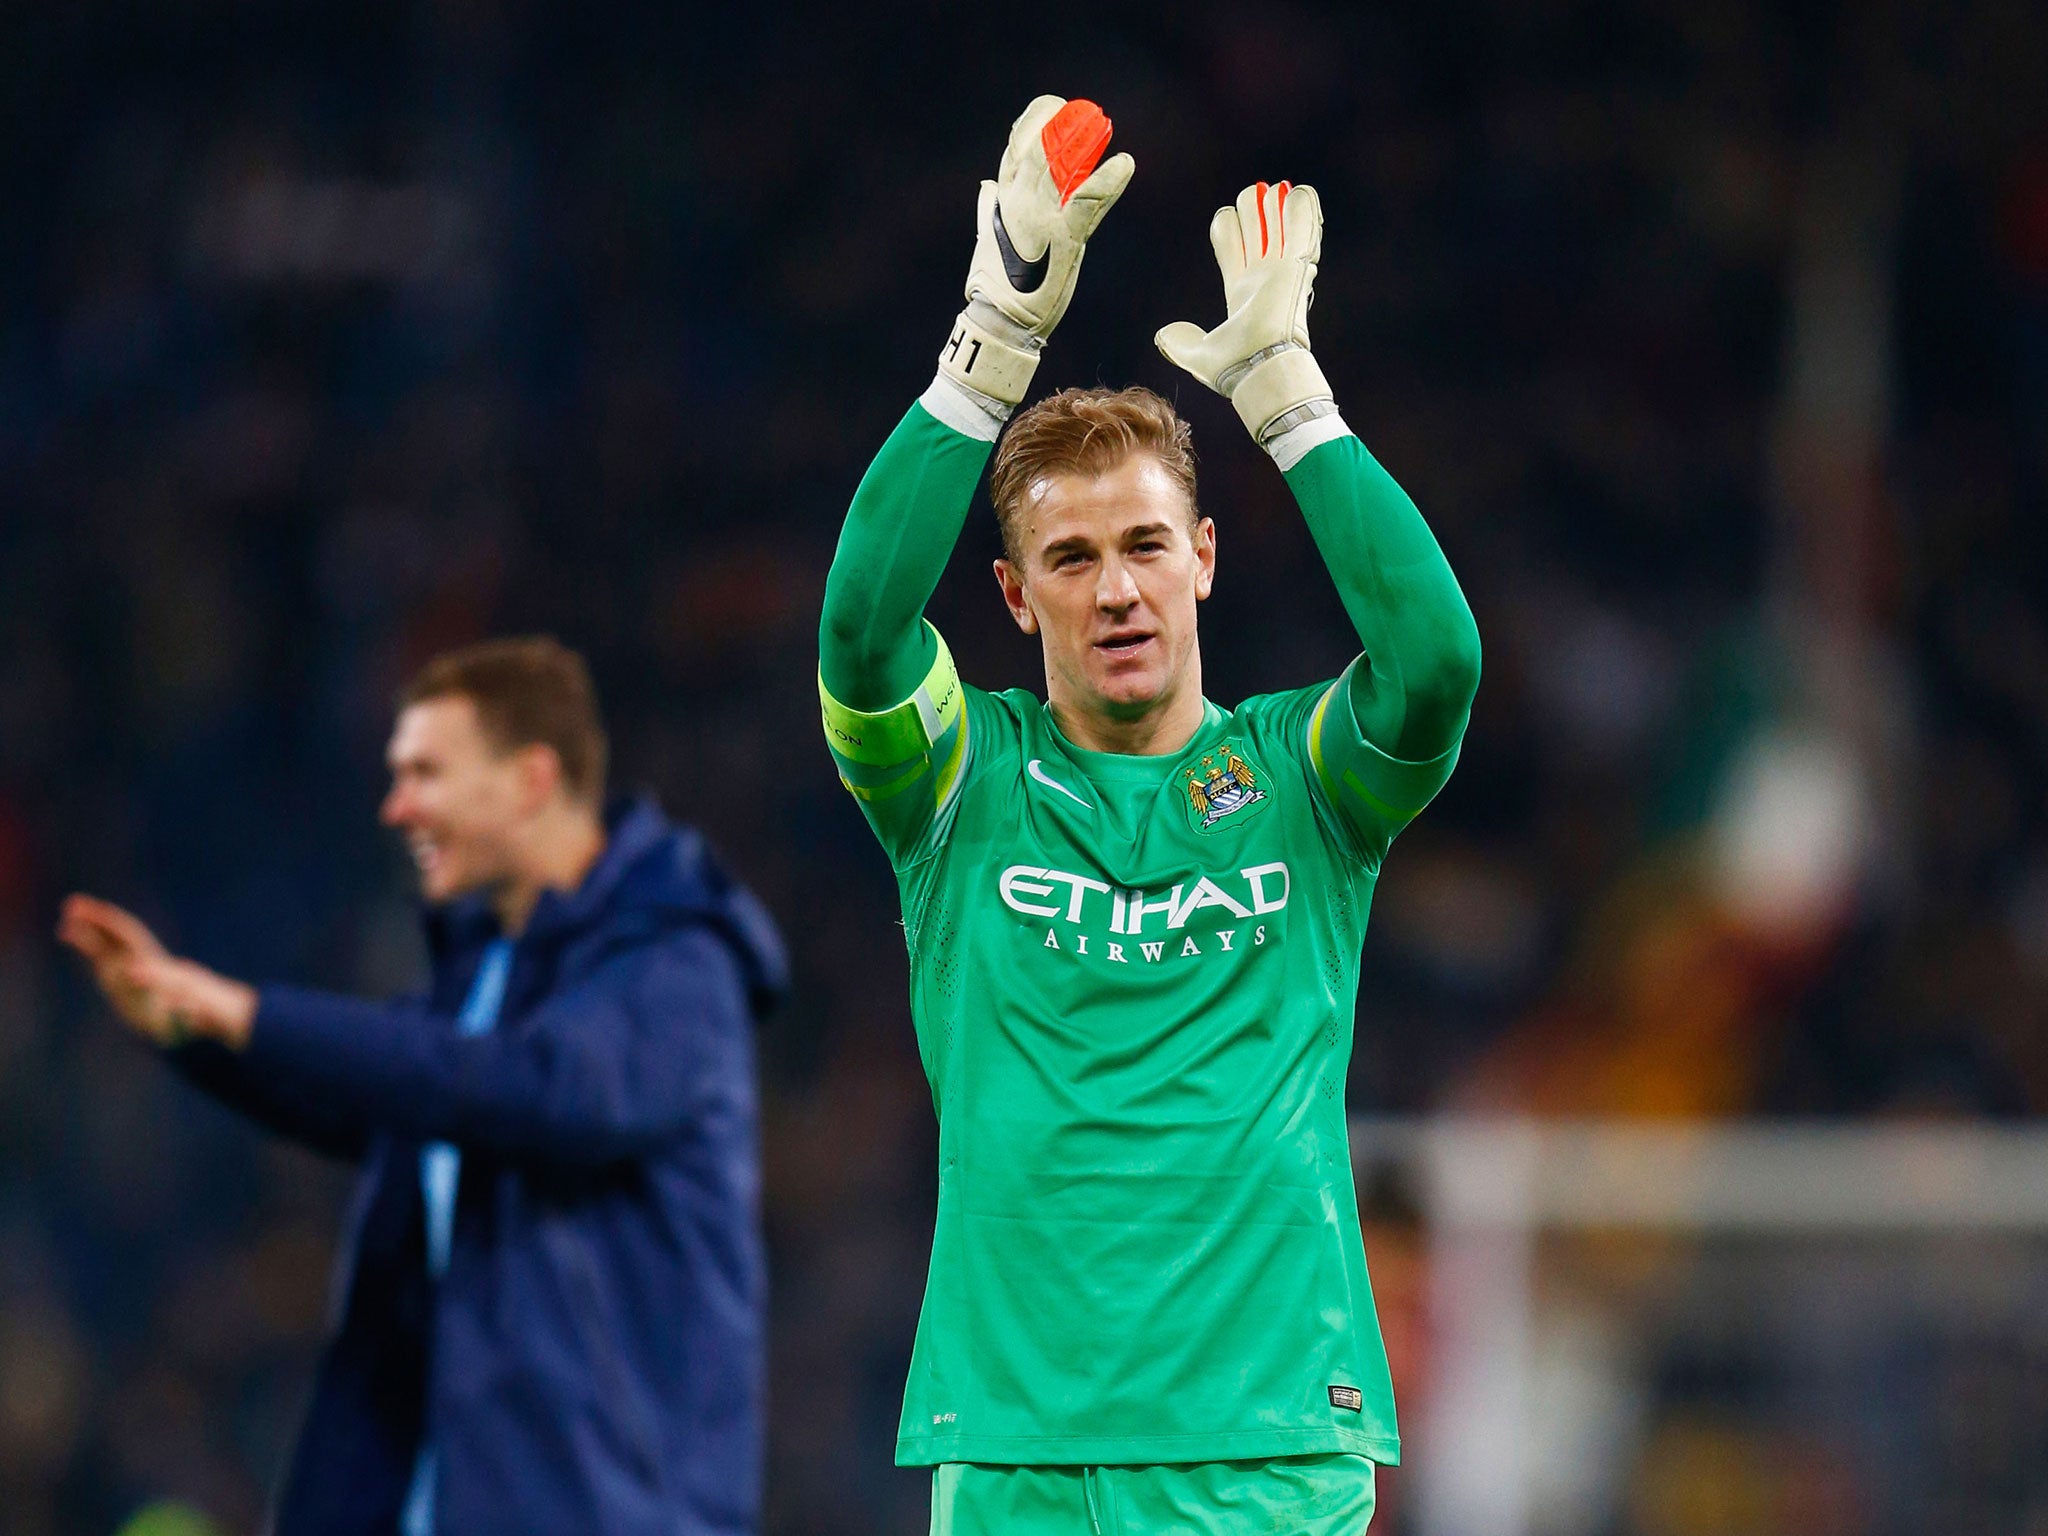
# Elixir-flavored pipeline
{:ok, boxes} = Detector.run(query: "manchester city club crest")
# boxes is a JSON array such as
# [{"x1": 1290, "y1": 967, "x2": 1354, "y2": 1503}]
[{"x1": 1184, "y1": 742, "x2": 1268, "y2": 831}]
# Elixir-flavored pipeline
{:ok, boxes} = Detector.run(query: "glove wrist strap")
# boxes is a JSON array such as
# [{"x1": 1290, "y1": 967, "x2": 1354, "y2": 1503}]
[
  {"x1": 1230, "y1": 347, "x2": 1334, "y2": 443},
  {"x1": 939, "y1": 308, "x2": 1040, "y2": 407}
]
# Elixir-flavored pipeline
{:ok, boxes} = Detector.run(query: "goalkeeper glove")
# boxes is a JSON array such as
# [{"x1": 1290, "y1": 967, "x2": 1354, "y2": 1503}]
[
  {"x1": 1154, "y1": 180, "x2": 1336, "y2": 445},
  {"x1": 939, "y1": 95, "x2": 1135, "y2": 409}
]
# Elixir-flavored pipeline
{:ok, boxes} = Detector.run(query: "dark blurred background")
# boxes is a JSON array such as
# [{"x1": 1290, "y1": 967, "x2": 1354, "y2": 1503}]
[{"x1": 4, "y1": 2, "x2": 2047, "y2": 1533}]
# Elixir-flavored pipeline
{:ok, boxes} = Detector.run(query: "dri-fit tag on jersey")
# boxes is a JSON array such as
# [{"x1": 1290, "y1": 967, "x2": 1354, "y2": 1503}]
[
  {"x1": 1181, "y1": 740, "x2": 1273, "y2": 834},
  {"x1": 1329, "y1": 1385, "x2": 1364, "y2": 1412}
]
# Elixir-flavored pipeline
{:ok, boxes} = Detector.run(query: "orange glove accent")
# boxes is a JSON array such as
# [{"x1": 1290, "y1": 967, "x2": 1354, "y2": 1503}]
[{"x1": 1042, "y1": 99, "x2": 1113, "y2": 206}]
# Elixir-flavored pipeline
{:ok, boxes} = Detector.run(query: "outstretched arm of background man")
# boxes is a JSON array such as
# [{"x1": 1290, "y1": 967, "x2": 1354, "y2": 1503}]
[
  {"x1": 58, "y1": 894, "x2": 752, "y2": 1167},
  {"x1": 60, "y1": 893, "x2": 368, "y2": 1159},
  {"x1": 818, "y1": 95, "x2": 1132, "y2": 862},
  {"x1": 1157, "y1": 180, "x2": 1481, "y2": 857}
]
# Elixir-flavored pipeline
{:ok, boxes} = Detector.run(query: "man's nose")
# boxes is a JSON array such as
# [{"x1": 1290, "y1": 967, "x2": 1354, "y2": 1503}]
[
  {"x1": 379, "y1": 783, "x2": 410, "y2": 827},
  {"x1": 1097, "y1": 558, "x2": 1140, "y2": 610}
]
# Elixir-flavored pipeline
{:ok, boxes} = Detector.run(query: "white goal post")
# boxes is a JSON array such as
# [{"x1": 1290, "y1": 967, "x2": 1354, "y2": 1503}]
[{"x1": 1350, "y1": 1119, "x2": 2048, "y2": 1536}]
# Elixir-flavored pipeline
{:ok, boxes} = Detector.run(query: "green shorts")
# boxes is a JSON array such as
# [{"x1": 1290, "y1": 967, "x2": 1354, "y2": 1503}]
[{"x1": 929, "y1": 1455, "x2": 1377, "y2": 1535}]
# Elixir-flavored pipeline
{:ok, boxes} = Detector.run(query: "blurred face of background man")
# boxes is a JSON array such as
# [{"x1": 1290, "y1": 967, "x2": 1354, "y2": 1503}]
[
  {"x1": 995, "y1": 450, "x2": 1216, "y2": 732},
  {"x1": 381, "y1": 693, "x2": 553, "y2": 904}
]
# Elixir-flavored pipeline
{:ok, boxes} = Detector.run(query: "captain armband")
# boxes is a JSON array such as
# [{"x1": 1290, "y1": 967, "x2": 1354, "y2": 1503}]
[{"x1": 819, "y1": 624, "x2": 970, "y2": 812}]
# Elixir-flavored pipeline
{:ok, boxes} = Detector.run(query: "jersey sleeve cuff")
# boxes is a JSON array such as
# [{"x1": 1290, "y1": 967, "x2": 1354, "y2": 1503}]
[
  {"x1": 1266, "y1": 412, "x2": 1353, "y2": 472},
  {"x1": 919, "y1": 371, "x2": 1012, "y2": 443}
]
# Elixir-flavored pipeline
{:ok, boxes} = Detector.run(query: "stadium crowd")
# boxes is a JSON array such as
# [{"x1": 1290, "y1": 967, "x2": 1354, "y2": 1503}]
[{"x1": 3, "y1": 3, "x2": 2045, "y2": 1532}]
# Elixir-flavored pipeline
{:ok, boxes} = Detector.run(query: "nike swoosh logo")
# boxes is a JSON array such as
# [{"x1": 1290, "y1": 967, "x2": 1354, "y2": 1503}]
[
  {"x1": 1027, "y1": 758, "x2": 1092, "y2": 809},
  {"x1": 993, "y1": 203, "x2": 1050, "y2": 294}
]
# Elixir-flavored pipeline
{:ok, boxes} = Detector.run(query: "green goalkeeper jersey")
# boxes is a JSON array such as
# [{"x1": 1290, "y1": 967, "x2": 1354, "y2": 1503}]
[{"x1": 820, "y1": 396, "x2": 1474, "y2": 1468}]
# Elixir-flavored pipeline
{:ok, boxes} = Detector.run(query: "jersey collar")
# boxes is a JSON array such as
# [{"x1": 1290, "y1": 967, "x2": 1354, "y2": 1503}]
[{"x1": 1041, "y1": 699, "x2": 1227, "y2": 783}]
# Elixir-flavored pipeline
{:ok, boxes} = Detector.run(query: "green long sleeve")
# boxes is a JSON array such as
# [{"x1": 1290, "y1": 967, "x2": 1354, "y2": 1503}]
[
  {"x1": 819, "y1": 402, "x2": 994, "y2": 711},
  {"x1": 1284, "y1": 433, "x2": 1481, "y2": 763}
]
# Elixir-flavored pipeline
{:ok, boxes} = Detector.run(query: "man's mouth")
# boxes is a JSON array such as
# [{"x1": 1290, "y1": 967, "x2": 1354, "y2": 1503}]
[
  {"x1": 409, "y1": 836, "x2": 444, "y2": 875},
  {"x1": 1094, "y1": 631, "x2": 1154, "y2": 658}
]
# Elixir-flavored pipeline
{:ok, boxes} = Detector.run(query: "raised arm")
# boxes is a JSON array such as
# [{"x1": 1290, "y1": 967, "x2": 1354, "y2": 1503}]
[
  {"x1": 1281, "y1": 425, "x2": 1481, "y2": 763},
  {"x1": 1158, "y1": 181, "x2": 1480, "y2": 854},
  {"x1": 820, "y1": 94, "x2": 1131, "y2": 704},
  {"x1": 819, "y1": 96, "x2": 1132, "y2": 858},
  {"x1": 819, "y1": 398, "x2": 992, "y2": 711}
]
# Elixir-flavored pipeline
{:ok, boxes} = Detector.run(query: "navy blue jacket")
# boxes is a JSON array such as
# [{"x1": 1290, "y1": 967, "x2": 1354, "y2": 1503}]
[{"x1": 173, "y1": 800, "x2": 787, "y2": 1536}]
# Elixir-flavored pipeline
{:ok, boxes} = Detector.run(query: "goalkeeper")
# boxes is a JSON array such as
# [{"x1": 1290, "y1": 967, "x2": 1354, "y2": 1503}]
[{"x1": 819, "y1": 96, "x2": 1480, "y2": 1533}]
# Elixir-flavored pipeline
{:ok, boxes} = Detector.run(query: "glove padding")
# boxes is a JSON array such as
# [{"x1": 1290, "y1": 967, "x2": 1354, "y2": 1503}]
[
  {"x1": 940, "y1": 95, "x2": 1135, "y2": 408},
  {"x1": 1155, "y1": 180, "x2": 1336, "y2": 444}
]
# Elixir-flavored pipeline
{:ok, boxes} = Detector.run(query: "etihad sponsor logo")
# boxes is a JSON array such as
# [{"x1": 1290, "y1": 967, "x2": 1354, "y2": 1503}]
[
  {"x1": 999, "y1": 862, "x2": 1289, "y2": 928},
  {"x1": 998, "y1": 862, "x2": 1288, "y2": 962}
]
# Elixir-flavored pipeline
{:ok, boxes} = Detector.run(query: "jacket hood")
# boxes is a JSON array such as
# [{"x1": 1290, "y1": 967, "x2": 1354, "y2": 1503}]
[{"x1": 425, "y1": 797, "x2": 789, "y2": 1015}]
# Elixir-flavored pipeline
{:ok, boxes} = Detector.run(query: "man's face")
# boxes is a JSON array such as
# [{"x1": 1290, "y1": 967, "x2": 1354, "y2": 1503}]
[
  {"x1": 994, "y1": 452, "x2": 1216, "y2": 721},
  {"x1": 379, "y1": 696, "x2": 532, "y2": 903}
]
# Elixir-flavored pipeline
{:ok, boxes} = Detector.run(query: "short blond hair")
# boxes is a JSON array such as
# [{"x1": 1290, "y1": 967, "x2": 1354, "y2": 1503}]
[{"x1": 989, "y1": 386, "x2": 1199, "y2": 562}]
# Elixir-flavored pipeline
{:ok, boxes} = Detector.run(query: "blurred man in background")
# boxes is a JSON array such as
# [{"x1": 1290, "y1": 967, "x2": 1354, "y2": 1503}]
[{"x1": 59, "y1": 637, "x2": 787, "y2": 1536}]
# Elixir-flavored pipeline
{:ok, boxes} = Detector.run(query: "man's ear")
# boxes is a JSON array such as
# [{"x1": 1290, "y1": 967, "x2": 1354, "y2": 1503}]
[
  {"x1": 993, "y1": 559, "x2": 1040, "y2": 635},
  {"x1": 513, "y1": 742, "x2": 566, "y2": 815},
  {"x1": 1193, "y1": 516, "x2": 1217, "y2": 601}
]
